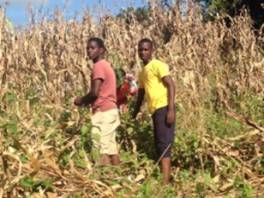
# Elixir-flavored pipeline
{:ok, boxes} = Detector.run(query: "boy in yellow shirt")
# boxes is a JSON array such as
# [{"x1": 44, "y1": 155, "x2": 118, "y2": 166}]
[{"x1": 132, "y1": 38, "x2": 175, "y2": 184}]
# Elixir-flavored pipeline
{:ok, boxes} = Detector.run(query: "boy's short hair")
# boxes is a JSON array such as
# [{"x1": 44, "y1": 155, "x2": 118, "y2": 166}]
[
  {"x1": 138, "y1": 38, "x2": 153, "y2": 48},
  {"x1": 88, "y1": 37, "x2": 106, "y2": 49}
]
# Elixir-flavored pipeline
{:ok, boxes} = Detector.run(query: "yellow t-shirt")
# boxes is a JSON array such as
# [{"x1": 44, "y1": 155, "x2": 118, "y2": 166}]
[{"x1": 138, "y1": 59, "x2": 170, "y2": 114}]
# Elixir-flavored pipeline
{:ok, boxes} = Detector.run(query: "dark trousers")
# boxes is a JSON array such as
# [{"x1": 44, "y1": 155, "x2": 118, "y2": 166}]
[{"x1": 152, "y1": 106, "x2": 175, "y2": 159}]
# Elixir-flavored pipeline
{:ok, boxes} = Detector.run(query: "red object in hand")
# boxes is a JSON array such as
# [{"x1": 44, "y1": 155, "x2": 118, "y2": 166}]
[
  {"x1": 117, "y1": 74, "x2": 138, "y2": 109},
  {"x1": 117, "y1": 81, "x2": 130, "y2": 107}
]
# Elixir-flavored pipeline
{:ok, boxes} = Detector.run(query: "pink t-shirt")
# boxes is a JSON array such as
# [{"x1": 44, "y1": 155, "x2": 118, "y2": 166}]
[{"x1": 91, "y1": 59, "x2": 117, "y2": 112}]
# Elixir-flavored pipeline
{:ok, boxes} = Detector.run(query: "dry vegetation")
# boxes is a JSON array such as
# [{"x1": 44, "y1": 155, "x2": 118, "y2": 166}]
[{"x1": 0, "y1": 2, "x2": 263, "y2": 198}]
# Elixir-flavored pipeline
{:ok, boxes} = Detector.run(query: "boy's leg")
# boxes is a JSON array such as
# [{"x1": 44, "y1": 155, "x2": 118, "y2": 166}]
[
  {"x1": 99, "y1": 109, "x2": 121, "y2": 166},
  {"x1": 152, "y1": 106, "x2": 175, "y2": 184},
  {"x1": 108, "y1": 123, "x2": 121, "y2": 165},
  {"x1": 161, "y1": 157, "x2": 171, "y2": 184},
  {"x1": 110, "y1": 154, "x2": 121, "y2": 165},
  {"x1": 99, "y1": 154, "x2": 111, "y2": 165},
  {"x1": 91, "y1": 111, "x2": 112, "y2": 165}
]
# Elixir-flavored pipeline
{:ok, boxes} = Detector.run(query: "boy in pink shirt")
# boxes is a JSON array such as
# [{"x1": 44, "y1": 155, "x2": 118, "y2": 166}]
[{"x1": 74, "y1": 37, "x2": 120, "y2": 165}]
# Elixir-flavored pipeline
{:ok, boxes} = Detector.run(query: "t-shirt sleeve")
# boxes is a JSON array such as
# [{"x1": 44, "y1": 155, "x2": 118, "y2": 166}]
[
  {"x1": 156, "y1": 61, "x2": 170, "y2": 79},
  {"x1": 92, "y1": 63, "x2": 105, "y2": 81},
  {"x1": 138, "y1": 71, "x2": 144, "y2": 89}
]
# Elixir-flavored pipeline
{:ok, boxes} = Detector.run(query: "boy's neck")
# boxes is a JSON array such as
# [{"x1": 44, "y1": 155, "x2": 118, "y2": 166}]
[
  {"x1": 143, "y1": 58, "x2": 152, "y2": 66},
  {"x1": 93, "y1": 56, "x2": 104, "y2": 63}
]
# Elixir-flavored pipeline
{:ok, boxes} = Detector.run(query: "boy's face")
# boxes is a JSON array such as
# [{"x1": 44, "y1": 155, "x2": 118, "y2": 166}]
[
  {"x1": 87, "y1": 41, "x2": 104, "y2": 61},
  {"x1": 138, "y1": 42, "x2": 153, "y2": 64}
]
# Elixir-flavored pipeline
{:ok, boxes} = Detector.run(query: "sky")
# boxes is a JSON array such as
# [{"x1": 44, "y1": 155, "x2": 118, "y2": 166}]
[{"x1": 0, "y1": 0, "x2": 146, "y2": 26}]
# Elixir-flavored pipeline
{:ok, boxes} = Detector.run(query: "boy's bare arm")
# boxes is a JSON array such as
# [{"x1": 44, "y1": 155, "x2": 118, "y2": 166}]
[
  {"x1": 132, "y1": 88, "x2": 145, "y2": 118},
  {"x1": 162, "y1": 76, "x2": 175, "y2": 124},
  {"x1": 74, "y1": 79, "x2": 103, "y2": 106}
]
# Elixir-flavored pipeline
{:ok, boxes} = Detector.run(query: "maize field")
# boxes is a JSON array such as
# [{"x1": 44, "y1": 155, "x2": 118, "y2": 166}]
[{"x1": 0, "y1": 1, "x2": 263, "y2": 197}]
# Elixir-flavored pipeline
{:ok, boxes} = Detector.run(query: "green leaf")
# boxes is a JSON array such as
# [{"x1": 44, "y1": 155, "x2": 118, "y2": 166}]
[
  {"x1": 1, "y1": 120, "x2": 18, "y2": 135},
  {"x1": 80, "y1": 124, "x2": 90, "y2": 135},
  {"x1": 3, "y1": 92, "x2": 16, "y2": 104},
  {"x1": 19, "y1": 177, "x2": 35, "y2": 189}
]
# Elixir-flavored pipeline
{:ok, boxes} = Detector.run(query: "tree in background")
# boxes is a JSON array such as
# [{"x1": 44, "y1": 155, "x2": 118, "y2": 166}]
[
  {"x1": 117, "y1": 6, "x2": 150, "y2": 24},
  {"x1": 198, "y1": 0, "x2": 264, "y2": 29},
  {"x1": 117, "y1": 0, "x2": 263, "y2": 29}
]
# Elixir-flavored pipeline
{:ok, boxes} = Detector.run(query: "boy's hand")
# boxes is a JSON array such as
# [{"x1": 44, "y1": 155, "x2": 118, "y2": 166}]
[
  {"x1": 166, "y1": 109, "x2": 175, "y2": 125},
  {"x1": 74, "y1": 97, "x2": 83, "y2": 106}
]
